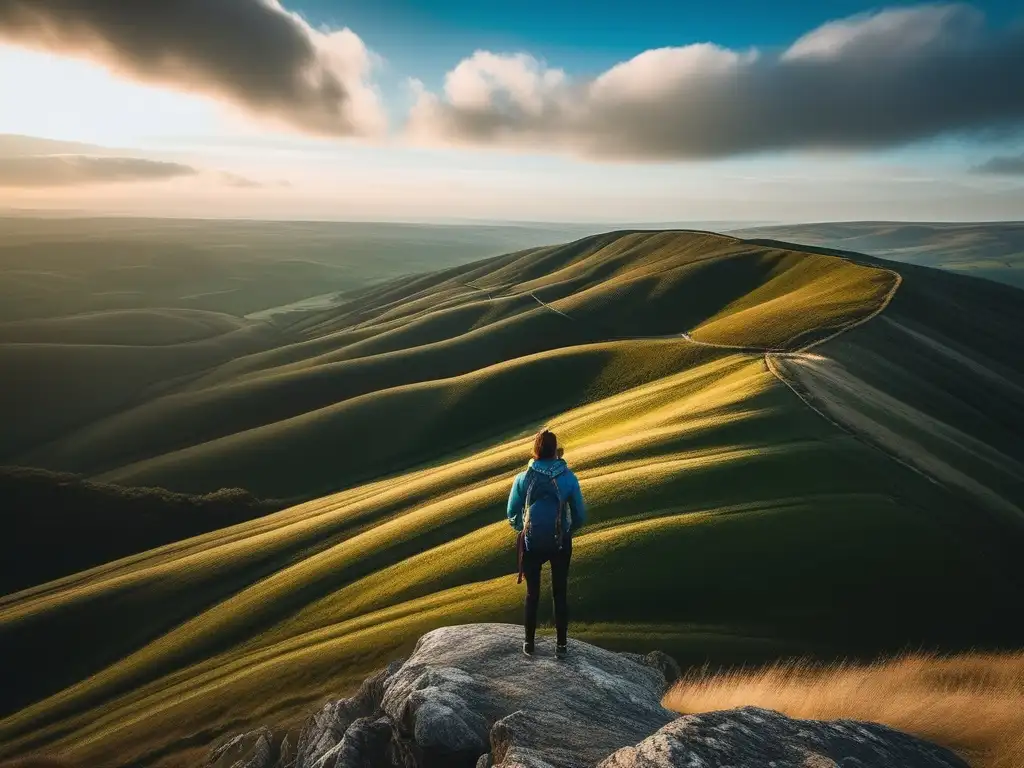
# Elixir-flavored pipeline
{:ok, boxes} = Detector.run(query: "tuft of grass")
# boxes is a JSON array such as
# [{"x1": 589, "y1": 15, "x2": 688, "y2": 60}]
[{"x1": 664, "y1": 651, "x2": 1024, "y2": 768}]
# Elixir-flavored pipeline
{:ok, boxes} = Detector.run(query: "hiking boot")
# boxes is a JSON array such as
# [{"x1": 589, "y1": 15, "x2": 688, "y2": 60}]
[
  {"x1": 523, "y1": 641, "x2": 535, "y2": 657},
  {"x1": 556, "y1": 643, "x2": 568, "y2": 659}
]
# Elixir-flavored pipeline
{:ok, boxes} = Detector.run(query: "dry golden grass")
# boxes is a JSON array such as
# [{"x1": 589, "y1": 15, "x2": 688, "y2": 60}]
[{"x1": 664, "y1": 651, "x2": 1024, "y2": 768}]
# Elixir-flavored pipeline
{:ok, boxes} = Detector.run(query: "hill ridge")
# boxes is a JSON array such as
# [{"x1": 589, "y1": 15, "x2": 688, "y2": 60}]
[{"x1": 501, "y1": 236, "x2": 914, "y2": 500}]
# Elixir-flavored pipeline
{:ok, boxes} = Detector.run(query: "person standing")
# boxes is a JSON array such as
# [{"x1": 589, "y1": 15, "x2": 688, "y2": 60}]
[{"x1": 506, "y1": 429, "x2": 587, "y2": 657}]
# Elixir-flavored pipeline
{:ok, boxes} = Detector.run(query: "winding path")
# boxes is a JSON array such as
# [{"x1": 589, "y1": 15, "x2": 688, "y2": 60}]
[{"x1": 460, "y1": 259, "x2": 936, "y2": 495}]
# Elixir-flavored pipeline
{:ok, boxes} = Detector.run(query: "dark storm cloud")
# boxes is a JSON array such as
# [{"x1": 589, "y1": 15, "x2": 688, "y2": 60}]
[
  {"x1": 0, "y1": 0, "x2": 385, "y2": 136},
  {"x1": 974, "y1": 153, "x2": 1024, "y2": 174},
  {"x1": 408, "y1": 4, "x2": 1024, "y2": 159},
  {"x1": 0, "y1": 155, "x2": 198, "y2": 187}
]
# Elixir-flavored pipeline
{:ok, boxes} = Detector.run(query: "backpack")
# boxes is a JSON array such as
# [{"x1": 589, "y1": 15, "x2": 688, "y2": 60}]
[{"x1": 522, "y1": 467, "x2": 568, "y2": 554}]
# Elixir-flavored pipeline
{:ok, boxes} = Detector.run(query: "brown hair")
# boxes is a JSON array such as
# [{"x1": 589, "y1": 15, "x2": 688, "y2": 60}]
[{"x1": 532, "y1": 430, "x2": 560, "y2": 461}]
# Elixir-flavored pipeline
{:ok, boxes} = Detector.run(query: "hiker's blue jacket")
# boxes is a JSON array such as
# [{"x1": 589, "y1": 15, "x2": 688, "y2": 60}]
[{"x1": 506, "y1": 458, "x2": 587, "y2": 535}]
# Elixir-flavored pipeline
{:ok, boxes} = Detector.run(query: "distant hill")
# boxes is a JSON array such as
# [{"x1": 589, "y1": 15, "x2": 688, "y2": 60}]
[
  {"x1": 0, "y1": 467, "x2": 281, "y2": 595},
  {"x1": 0, "y1": 216, "x2": 598, "y2": 323},
  {"x1": 731, "y1": 221, "x2": 1024, "y2": 289},
  {"x1": 1, "y1": 229, "x2": 1022, "y2": 768}
]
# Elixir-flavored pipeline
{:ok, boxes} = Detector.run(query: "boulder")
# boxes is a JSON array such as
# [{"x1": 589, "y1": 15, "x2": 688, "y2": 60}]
[
  {"x1": 380, "y1": 624, "x2": 675, "y2": 767},
  {"x1": 294, "y1": 659, "x2": 407, "y2": 768},
  {"x1": 598, "y1": 706, "x2": 969, "y2": 768},
  {"x1": 616, "y1": 651, "x2": 681, "y2": 688}
]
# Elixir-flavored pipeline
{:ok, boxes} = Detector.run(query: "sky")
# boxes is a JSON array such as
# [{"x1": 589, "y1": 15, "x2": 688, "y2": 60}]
[{"x1": 0, "y1": 0, "x2": 1022, "y2": 223}]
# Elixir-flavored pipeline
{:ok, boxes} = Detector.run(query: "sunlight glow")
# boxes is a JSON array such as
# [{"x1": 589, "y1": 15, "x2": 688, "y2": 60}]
[{"x1": 0, "y1": 44, "x2": 257, "y2": 148}]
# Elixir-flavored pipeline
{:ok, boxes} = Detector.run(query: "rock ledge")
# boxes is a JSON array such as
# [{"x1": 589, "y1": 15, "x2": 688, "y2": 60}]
[{"x1": 206, "y1": 623, "x2": 967, "y2": 768}]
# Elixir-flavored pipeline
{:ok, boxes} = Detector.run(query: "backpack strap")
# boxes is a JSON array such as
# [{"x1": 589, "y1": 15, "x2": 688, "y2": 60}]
[
  {"x1": 522, "y1": 468, "x2": 539, "y2": 532},
  {"x1": 550, "y1": 476, "x2": 566, "y2": 550}
]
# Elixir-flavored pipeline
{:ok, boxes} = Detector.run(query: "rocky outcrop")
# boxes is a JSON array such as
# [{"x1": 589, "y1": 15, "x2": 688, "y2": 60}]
[
  {"x1": 598, "y1": 706, "x2": 968, "y2": 768},
  {"x1": 207, "y1": 726, "x2": 278, "y2": 768},
  {"x1": 205, "y1": 623, "x2": 968, "y2": 768},
  {"x1": 294, "y1": 660, "x2": 405, "y2": 768},
  {"x1": 379, "y1": 624, "x2": 675, "y2": 768}
]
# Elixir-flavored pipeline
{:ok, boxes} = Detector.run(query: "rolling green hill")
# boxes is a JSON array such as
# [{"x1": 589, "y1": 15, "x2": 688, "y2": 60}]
[
  {"x1": 1, "y1": 229, "x2": 1022, "y2": 768},
  {"x1": 15, "y1": 232, "x2": 899, "y2": 497},
  {"x1": 0, "y1": 315, "x2": 281, "y2": 462},
  {"x1": 732, "y1": 222, "x2": 1024, "y2": 289},
  {"x1": 0, "y1": 217, "x2": 598, "y2": 323}
]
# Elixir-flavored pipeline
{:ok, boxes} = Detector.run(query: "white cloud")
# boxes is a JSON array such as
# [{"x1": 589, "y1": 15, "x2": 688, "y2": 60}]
[
  {"x1": 782, "y1": 4, "x2": 982, "y2": 60},
  {"x1": 405, "y1": 4, "x2": 1024, "y2": 160},
  {"x1": 443, "y1": 52, "x2": 567, "y2": 115},
  {"x1": 590, "y1": 45, "x2": 753, "y2": 103}
]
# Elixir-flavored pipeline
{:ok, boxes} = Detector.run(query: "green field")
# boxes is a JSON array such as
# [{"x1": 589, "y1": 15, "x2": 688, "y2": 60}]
[
  {"x1": 1, "y1": 225, "x2": 1023, "y2": 767},
  {"x1": 0, "y1": 218, "x2": 595, "y2": 463},
  {"x1": 0, "y1": 216, "x2": 598, "y2": 323}
]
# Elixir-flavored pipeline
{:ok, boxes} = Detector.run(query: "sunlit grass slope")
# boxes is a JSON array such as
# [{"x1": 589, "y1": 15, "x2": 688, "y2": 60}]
[
  {"x1": 2, "y1": 230, "x2": 1022, "y2": 767},
  {"x1": 6, "y1": 350, "x2": 1017, "y2": 768},
  {"x1": 21, "y1": 231, "x2": 896, "y2": 498}
]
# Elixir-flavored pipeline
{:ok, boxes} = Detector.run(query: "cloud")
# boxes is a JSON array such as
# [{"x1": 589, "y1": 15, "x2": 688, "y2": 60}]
[
  {"x1": 973, "y1": 153, "x2": 1024, "y2": 174},
  {"x1": 0, "y1": 155, "x2": 198, "y2": 187},
  {"x1": 0, "y1": 0, "x2": 385, "y2": 137},
  {"x1": 407, "y1": 4, "x2": 1024, "y2": 160},
  {"x1": 219, "y1": 171, "x2": 266, "y2": 189},
  {"x1": 0, "y1": 134, "x2": 265, "y2": 188},
  {"x1": 780, "y1": 4, "x2": 982, "y2": 61},
  {"x1": 216, "y1": 172, "x2": 290, "y2": 189},
  {"x1": 0, "y1": 133, "x2": 112, "y2": 157}
]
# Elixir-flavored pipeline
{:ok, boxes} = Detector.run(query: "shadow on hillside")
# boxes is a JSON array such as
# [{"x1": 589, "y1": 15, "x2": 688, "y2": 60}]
[{"x1": 0, "y1": 466, "x2": 283, "y2": 596}]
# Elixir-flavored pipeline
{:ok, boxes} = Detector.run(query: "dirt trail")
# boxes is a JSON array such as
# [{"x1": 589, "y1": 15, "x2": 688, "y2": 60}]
[
  {"x1": 465, "y1": 260, "x2": 970, "y2": 502},
  {"x1": 459, "y1": 244, "x2": 1023, "y2": 516},
  {"x1": 526, "y1": 291, "x2": 573, "y2": 320},
  {"x1": 768, "y1": 352, "x2": 1024, "y2": 524},
  {"x1": 430, "y1": 255, "x2": 1020, "y2": 519}
]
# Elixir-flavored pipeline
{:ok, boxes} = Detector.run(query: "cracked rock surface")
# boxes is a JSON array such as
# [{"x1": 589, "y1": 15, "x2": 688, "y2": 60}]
[
  {"x1": 597, "y1": 706, "x2": 969, "y2": 768},
  {"x1": 205, "y1": 623, "x2": 967, "y2": 768}
]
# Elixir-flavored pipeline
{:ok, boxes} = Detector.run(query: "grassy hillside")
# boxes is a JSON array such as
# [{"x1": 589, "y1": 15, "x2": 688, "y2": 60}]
[
  {"x1": 769, "y1": 259, "x2": 1024, "y2": 528},
  {"x1": 0, "y1": 217, "x2": 597, "y2": 323},
  {"x1": 732, "y1": 221, "x2": 1024, "y2": 289},
  {"x1": 0, "y1": 216, "x2": 601, "y2": 462},
  {"x1": 0, "y1": 316, "x2": 281, "y2": 461},
  {"x1": 18, "y1": 231, "x2": 898, "y2": 498},
  {"x1": 0, "y1": 467, "x2": 281, "y2": 595},
  {"x1": 1, "y1": 230, "x2": 1022, "y2": 767},
  {"x1": 0, "y1": 309, "x2": 255, "y2": 346}
]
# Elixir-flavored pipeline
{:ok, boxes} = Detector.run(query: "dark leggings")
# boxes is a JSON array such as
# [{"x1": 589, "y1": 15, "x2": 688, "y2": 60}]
[{"x1": 522, "y1": 543, "x2": 572, "y2": 645}]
